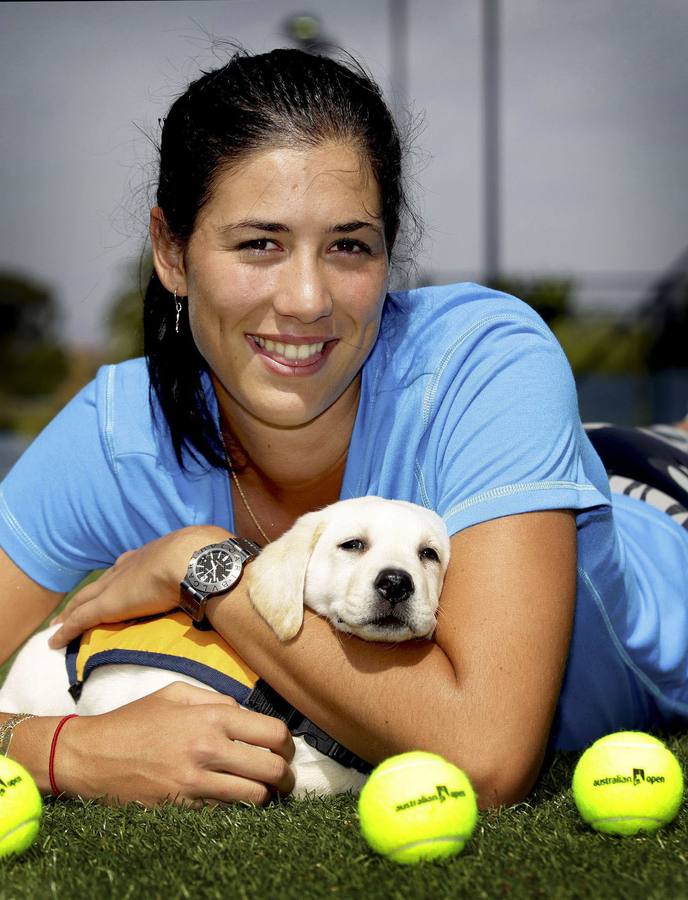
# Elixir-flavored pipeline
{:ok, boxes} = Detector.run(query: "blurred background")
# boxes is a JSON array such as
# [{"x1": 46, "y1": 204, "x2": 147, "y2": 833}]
[{"x1": 1, "y1": 0, "x2": 687, "y2": 476}]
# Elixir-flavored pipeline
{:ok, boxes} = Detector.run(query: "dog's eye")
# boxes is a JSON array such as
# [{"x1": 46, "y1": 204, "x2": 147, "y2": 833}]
[
  {"x1": 419, "y1": 547, "x2": 440, "y2": 563},
  {"x1": 339, "y1": 539, "x2": 367, "y2": 552}
]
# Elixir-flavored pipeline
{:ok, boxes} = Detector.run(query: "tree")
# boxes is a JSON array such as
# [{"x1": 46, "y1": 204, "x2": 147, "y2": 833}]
[
  {"x1": 0, "y1": 272, "x2": 69, "y2": 397},
  {"x1": 645, "y1": 254, "x2": 688, "y2": 372},
  {"x1": 106, "y1": 255, "x2": 150, "y2": 362},
  {"x1": 487, "y1": 275, "x2": 573, "y2": 325},
  {"x1": 486, "y1": 274, "x2": 653, "y2": 374}
]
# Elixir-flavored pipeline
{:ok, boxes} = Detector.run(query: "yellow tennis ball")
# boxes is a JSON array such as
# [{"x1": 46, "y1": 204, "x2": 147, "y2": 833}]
[
  {"x1": 572, "y1": 731, "x2": 684, "y2": 836},
  {"x1": 0, "y1": 756, "x2": 43, "y2": 857},
  {"x1": 358, "y1": 751, "x2": 478, "y2": 864}
]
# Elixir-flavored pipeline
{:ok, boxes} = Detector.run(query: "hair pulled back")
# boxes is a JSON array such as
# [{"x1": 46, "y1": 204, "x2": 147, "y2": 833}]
[{"x1": 145, "y1": 47, "x2": 410, "y2": 471}]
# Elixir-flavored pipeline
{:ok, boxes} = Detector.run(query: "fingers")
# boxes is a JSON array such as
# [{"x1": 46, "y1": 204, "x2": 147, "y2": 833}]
[
  {"x1": 48, "y1": 594, "x2": 113, "y2": 648},
  {"x1": 49, "y1": 605, "x2": 98, "y2": 647},
  {"x1": 160, "y1": 683, "x2": 296, "y2": 799},
  {"x1": 223, "y1": 706, "x2": 296, "y2": 764},
  {"x1": 61, "y1": 682, "x2": 297, "y2": 808},
  {"x1": 160, "y1": 682, "x2": 295, "y2": 763},
  {"x1": 198, "y1": 735, "x2": 295, "y2": 799},
  {"x1": 191, "y1": 766, "x2": 291, "y2": 808},
  {"x1": 51, "y1": 578, "x2": 102, "y2": 626},
  {"x1": 50, "y1": 539, "x2": 185, "y2": 637},
  {"x1": 48, "y1": 559, "x2": 177, "y2": 647}
]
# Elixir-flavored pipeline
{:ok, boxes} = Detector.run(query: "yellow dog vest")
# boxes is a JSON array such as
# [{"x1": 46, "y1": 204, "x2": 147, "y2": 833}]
[
  {"x1": 65, "y1": 611, "x2": 259, "y2": 702},
  {"x1": 64, "y1": 612, "x2": 372, "y2": 774}
]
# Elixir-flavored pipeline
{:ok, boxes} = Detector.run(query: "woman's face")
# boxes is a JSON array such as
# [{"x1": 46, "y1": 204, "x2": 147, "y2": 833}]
[{"x1": 179, "y1": 142, "x2": 390, "y2": 431}]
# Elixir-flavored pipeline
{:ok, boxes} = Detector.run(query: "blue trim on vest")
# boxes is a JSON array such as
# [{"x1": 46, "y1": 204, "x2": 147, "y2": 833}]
[
  {"x1": 66, "y1": 647, "x2": 252, "y2": 704},
  {"x1": 65, "y1": 637, "x2": 80, "y2": 692}
]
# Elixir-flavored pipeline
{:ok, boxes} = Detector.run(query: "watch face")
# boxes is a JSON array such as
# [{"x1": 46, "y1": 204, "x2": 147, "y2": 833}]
[{"x1": 188, "y1": 545, "x2": 242, "y2": 594}]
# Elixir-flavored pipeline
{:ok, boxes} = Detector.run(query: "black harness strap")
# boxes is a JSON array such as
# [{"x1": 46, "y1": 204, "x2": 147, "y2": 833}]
[{"x1": 244, "y1": 679, "x2": 372, "y2": 775}]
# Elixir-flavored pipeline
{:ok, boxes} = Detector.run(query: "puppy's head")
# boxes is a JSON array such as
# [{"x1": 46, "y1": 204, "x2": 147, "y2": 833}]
[{"x1": 246, "y1": 497, "x2": 450, "y2": 642}]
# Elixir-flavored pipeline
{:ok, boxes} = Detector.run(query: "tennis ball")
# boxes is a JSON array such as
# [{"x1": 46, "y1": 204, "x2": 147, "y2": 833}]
[
  {"x1": 0, "y1": 756, "x2": 42, "y2": 857},
  {"x1": 358, "y1": 751, "x2": 478, "y2": 864},
  {"x1": 572, "y1": 731, "x2": 684, "y2": 836}
]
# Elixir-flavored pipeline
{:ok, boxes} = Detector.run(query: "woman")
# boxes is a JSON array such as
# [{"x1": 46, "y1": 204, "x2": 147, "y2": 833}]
[{"x1": 1, "y1": 48, "x2": 687, "y2": 811}]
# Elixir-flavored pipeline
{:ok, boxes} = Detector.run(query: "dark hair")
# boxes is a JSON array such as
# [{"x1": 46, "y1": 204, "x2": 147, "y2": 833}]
[{"x1": 144, "y1": 47, "x2": 413, "y2": 471}]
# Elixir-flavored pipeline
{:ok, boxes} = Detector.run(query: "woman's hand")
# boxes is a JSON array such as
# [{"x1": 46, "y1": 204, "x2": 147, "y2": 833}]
[
  {"x1": 49, "y1": 525, "x2": 231, "y2": 648},
  {"x1": 57, "y1": 682, "x2": 295, "y2": 807}
]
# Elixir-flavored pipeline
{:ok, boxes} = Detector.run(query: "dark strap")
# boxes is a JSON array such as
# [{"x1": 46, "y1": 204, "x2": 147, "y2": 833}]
[{"x1": 244, "y1": 679, "x2": 372, "y2": 775}]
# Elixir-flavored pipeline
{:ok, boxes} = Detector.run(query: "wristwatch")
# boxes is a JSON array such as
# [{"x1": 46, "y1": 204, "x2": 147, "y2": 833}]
[{"x1": 180, "y1": 537, "x2": 261, "y2": 629}]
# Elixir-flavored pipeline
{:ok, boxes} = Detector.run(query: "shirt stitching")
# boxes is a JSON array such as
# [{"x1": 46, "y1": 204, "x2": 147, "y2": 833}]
[
  {"x1": 444, "y1": 480, "x2": 600, "y2": 519},
  {"x1": 0, "y1": 490, "x2": 76, "y2": 576},
  {"x1": 413, "y1": 463, "x2": 431, "y2": 508},
  {"x1": 103, "y1": 365, "x2": 118, "y2": 477},
  {"x1": 578, "y1": 565, "x2": 688, "y2": 716},
  {"x1": 422, "y1": 313, "x2": 553, "y2": 427}
]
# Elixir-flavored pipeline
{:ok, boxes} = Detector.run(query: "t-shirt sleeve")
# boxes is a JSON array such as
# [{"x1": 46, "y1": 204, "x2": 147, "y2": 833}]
[
  {"x1": 0, "y1": 375, "x2": 132, "y2": 590},
  {"x1": 0, "y1": 363, "x2": 209, "y2": 592},
  {"x1": 424, "y1": 310, "x2": 610, "y2": 535}
]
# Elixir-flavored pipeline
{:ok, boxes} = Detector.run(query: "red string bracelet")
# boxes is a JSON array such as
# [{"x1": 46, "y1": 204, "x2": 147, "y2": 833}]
[{"x1": 49, "y1": 713, "x2": 79, "y2": 796}]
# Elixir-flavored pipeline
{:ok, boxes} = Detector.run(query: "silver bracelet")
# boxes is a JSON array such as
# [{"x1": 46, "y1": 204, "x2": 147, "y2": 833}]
[{"x1": 0, "y1": 712, "x2": 37, "y2": 757}]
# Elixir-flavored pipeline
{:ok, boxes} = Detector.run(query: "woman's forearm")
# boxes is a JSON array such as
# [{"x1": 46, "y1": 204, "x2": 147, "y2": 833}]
[
  {"x1": 206, "y1": 587, "x2": 514, "y2": 806},
  {"x1": 2, "y1": 713, "x2": 99, "y2": 799},
  {"x1": 1, "y1": 713, "x2": 64, "y2": 794},
  {"x1": 3, "y1": 687, "x2": 297, "y2": 808}
]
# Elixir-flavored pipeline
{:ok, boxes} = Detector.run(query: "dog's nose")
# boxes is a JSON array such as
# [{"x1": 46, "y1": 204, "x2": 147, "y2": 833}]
[{"x1": 374, "y1": 569, "x2": 414, "y2": 606}]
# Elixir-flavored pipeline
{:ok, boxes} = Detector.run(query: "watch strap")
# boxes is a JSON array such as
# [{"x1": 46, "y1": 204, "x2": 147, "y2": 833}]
[
  {"x1": 230, "y1": 537, "x2": 262, "y2": 559},
  {"x1": 179, "y1": 581, "x2": 216, "y2": 630}
]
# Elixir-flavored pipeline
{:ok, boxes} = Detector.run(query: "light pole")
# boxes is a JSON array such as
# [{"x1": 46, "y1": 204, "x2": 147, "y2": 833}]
[
  {"x1": 483, "y1": 0, "x2": 501, "y2": 284},
  {"x1": 389, "y1": 0, "x2": 409, "y2": 125},
  {"x1": 281, "y1": 13, "x2": 336, "y2": 55}
]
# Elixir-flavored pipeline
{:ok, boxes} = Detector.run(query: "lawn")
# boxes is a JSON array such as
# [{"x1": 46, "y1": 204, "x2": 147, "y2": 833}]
[
  {"x1": 1, "y1": 733, "x2": 686, "y2": 899},
  {"x1": 1, "y1": 575, "x2": 687, "y2": 898}
]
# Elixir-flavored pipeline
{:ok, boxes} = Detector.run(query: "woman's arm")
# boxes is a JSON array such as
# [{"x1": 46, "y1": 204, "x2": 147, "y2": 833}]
[
  {"x1": 48, "y1": 526, "x2": 232, "y2": 639},
  {"x1": 0, "y1": 546, "x2": 65, "y2": 665},
  {"x1": 0, "y1": 542, "x2": 295, "y2": 805},
  {"x1": 206, "y1": 509, "x2": 577, "y2": 809},
  {"x1": 4, "y1": 683, "x2": 295, "y2": 805}
]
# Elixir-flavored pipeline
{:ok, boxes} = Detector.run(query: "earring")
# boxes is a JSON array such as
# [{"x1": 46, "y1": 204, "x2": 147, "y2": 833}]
[{"x1": 174, "y1": 288, "x2": 182, "y2": 334}]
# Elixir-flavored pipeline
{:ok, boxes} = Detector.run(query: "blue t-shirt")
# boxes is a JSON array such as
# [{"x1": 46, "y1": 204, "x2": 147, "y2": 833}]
[{"x1": 2, "y1": 283, "x2": 687, "y2": 751}]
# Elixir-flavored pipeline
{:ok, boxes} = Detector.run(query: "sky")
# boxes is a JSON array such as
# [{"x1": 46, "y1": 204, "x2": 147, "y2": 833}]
[{"x1": 1, "y1": 0, "x2": 687, "y2": 347}]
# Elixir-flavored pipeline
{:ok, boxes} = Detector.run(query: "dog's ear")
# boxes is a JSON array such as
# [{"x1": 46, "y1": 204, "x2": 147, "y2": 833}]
[{"x1": 245, "y1": 510, "x2": 327, "y2": 641}]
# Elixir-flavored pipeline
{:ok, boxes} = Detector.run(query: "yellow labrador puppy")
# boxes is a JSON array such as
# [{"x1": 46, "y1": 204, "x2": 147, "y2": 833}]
[{"x1": 248, "y1": 496, "x2": 450, "y2": 643}]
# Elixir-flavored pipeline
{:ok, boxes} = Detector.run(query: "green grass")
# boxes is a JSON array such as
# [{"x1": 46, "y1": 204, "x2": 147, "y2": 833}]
[
  {"x1": 1, "y1": 735, "x2": 687, "y2": 900},
  {"x1": 2, "y1": 576, "x2": 687, "y2": 898}
]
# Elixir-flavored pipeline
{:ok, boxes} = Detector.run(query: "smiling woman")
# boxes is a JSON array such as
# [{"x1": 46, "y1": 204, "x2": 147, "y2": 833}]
[
  {"x1": 151, "y1": 142, "x2": 389, "y2": 449},
  {"x1": 1, "y1": 47, "x2": 688, "y2": 811}
]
